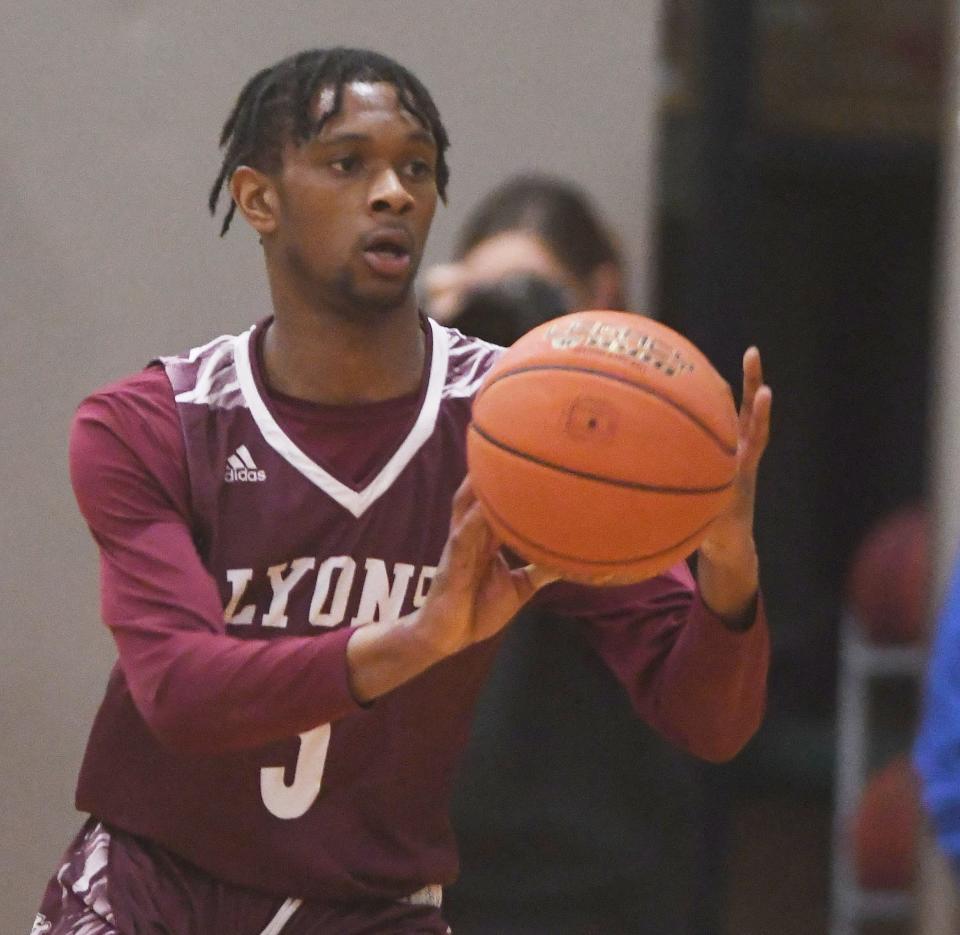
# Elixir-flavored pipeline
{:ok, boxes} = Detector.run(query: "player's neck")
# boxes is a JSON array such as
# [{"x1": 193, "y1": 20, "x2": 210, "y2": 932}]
[{"x1": 262, "y1": 300, "x2": 426, "y2": 406}]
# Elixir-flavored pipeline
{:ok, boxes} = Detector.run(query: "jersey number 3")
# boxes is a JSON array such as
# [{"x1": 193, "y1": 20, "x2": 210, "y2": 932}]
[{"x1": 260, "y1": 723, "x2": 331, "y2": 819}]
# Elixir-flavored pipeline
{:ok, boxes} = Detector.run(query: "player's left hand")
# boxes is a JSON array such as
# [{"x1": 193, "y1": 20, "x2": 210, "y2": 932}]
[{"x1": 695, "y1": 346, "x2": 772, "y2": 623}]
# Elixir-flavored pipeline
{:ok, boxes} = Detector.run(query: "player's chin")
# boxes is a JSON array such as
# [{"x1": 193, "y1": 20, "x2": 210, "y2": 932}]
[
  {"x1": 357, "y1": 271, "x2": 418, "y2": 309},
  {"x1": 353, "y1": 282, "x2": 415, "y2": 314}
]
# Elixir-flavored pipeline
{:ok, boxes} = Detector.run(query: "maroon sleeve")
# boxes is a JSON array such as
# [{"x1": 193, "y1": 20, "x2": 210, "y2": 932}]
[
  {"x1": 69, "y1": 368, "x2": 364, "y2": 756},
  {"x1": 538, "y1": 564, "x2": 769, "y2": 763}
]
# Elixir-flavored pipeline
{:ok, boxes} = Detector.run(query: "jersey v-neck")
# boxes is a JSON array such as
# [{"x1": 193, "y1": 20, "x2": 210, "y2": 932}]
[{"x1": 233, "y1": 316, "x2": 450, "y2": 518}]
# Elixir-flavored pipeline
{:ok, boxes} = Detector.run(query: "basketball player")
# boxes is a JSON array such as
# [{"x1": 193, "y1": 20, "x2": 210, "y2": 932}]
[{"x1": 34, "y1": 48, "x2": 771, "y2": 935}]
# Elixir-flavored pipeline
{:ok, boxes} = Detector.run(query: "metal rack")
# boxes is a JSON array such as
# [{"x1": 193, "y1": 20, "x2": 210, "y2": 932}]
[{"x1": 830, "y1": 612, "x2": 926, "y2": 935}]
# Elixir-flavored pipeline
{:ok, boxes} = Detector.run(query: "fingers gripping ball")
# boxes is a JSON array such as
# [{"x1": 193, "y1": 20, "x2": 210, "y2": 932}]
[{"x1": 467, "y1": 311, "x2": 740, "y2": 584}]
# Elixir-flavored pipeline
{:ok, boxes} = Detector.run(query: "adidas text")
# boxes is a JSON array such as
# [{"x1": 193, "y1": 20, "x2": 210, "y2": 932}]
[
  {"x1": 225, "y1": 445, "x2": 266, "y2": 482},
  {"x1": 225, "y1": 467, "x2": 267, "y2": 483}
]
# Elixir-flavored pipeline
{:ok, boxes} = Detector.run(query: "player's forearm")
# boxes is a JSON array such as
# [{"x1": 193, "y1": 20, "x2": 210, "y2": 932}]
[
  {"x1": 573, "y1": 567, "x2": 767, "y2": 763},
  {"x1": 344, "y1": 611, "x2": 450, "y2": 704},
  {"x1": 651, "y1": 594, "x2": 769, "y2": 761},
  {"x1": 118, "y1": 624, "x2": 362, "y2": 755}
]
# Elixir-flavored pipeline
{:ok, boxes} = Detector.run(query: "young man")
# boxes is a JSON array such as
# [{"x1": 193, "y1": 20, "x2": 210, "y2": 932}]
[{"x1": 35, "y1": 48, "x2": 772, "y2": 935}]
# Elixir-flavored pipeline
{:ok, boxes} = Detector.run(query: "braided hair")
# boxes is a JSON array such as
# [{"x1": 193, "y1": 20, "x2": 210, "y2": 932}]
[{"x1": 209, "y1": 48, "x2": 451, "y2": 236}]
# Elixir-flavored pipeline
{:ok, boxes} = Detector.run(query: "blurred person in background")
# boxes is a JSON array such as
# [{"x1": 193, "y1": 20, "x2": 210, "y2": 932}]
[
  {"x1": 915, "y1": 551, "x2": 960, "y2": 883},
  {"x1": 429, "y1": 176, "x2": 711, "y2": 935},
  {"x1": 425, "y1": 174, "x2": 623, "y2": 326}
]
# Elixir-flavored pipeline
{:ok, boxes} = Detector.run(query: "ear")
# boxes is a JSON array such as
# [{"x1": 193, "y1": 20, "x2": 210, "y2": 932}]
[
  {"x1": 587, "y1": 261, "x2": 624, "y2": 310},
  {"x1": 229, "y1": 165, "x2": 280, "y2": 237}
]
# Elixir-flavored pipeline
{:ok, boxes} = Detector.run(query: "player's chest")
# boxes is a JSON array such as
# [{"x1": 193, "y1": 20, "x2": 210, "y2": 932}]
[
  {"x1": 204, "y1": 459, "x2": 462, "y2": 638},
  {"x1": 184, "y1": 402, "x2": 471, "y2": 636}
]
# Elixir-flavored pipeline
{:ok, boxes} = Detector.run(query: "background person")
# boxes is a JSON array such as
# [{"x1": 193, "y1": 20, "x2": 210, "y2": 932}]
[
  {"x1": 430, "y1": 176, "x2": 724, "y2": 934},
  {"x1": 424, "y1": 174, "x2": 623, "y2": 324},
  {"x1": 915, "y1": 550, "x2": 960, "y2": 882}
]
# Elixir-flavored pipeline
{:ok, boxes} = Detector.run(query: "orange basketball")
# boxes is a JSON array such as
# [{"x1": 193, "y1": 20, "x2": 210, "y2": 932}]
[{"x1": 467, "y1": 311, "x2": 740, "y2": 584}]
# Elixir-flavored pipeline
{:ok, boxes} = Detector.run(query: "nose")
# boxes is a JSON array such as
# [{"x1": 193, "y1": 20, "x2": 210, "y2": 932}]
[{"x1": 368, "y1": 167, "x2": 414, "y2": 215}]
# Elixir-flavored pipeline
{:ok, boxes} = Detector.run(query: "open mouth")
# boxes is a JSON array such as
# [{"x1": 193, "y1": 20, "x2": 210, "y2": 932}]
[{"x1": 362, "y1": 230, "x2": 413, "y2": 279}]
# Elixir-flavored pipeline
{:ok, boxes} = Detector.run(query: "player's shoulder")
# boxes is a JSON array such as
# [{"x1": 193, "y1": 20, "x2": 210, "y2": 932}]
[
  {"x1": 73, "y1": 326, "x2": 244, "y2": 441},
  {"x1": 69, "y1": 363, "x2": 183, "y2": 498},
  {"x1": 77, "y1": 364, "x2": 176, "y2": 429},
  {"x1": 435, "y1": 322, "x2": 505, "y2": 400},
  {"x1": 157, "y1": 330, "x2": 247, "y2": 408}
]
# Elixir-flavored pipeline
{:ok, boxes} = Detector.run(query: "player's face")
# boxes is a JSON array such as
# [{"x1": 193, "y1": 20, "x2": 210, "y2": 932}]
[{"x1": 272, "y1": 82, "x2": 439, "y2": 313}]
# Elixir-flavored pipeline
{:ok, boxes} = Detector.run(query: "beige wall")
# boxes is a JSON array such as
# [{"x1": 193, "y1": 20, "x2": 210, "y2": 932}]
[{"x1": 0, "y1": 1, "x2": 663, "y2": 925}]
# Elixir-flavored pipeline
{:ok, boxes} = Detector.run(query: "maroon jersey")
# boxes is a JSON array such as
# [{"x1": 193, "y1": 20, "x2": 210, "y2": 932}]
[{"x1": 69, "y1": 316, "x2": 769, "y2": 904}]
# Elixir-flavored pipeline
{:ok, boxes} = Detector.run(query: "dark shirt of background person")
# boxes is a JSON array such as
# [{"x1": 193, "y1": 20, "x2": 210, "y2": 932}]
[{"x1": 443, "y1": 274, "x2": 702, "y2": 935}]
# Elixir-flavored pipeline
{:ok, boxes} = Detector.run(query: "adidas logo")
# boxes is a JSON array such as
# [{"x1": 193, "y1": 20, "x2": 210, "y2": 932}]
[{"x1": 225, "y1": 445, "x2": 266, "y2": 483}]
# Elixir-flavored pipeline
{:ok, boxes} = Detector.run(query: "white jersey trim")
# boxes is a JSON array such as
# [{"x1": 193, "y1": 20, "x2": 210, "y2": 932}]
[
  {"x1": 442, "y1": 331, "x2": 501, "y2": 399},
  {"x1": 234, "y1": 319, "x2": 450, "y2": 519},
  {"x1": 173, "y1": 334, "x2": 244, "y2": 409},
  {"x1": 259, "y1": 898, "x2": 302, "y2": 935},
  {"x1": 256, "y1": 882, "x2": 442, "y2": 935}
]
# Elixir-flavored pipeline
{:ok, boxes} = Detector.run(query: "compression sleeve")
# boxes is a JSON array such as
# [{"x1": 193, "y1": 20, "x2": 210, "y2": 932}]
[
  {"x1": 69, "y1": 372, "x2": 364, "y2": 756},
  {"x1": 539, "y1": 566, "x2": 769, "y2": 763}
]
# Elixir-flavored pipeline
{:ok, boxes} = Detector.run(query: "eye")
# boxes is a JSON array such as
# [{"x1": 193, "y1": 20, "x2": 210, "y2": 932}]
[
  {"x1": 330, "y1": 155, "x2": 361, "y2": 174},
  {"x1": 405, "y1": 159, "x2": 435, "y2": 181}
]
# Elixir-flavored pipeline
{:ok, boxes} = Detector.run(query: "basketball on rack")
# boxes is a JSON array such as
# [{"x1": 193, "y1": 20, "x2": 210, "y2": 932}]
[
  {"x1": 846, "y1": 505, "x2": 929, "y2": 644},
  {"x1": 852, "y1": 755, "x2": 921, "y2": 891}
]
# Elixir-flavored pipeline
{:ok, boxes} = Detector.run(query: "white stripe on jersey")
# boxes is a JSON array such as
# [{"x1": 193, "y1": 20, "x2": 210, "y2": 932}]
[
  {"x1": 258, "y1": 898, "x2": 302, "y2": 935},
  {"x1": 182, "y1": 333, "x2": 237, "y2": 363},
  {"x1": 442, "y1": 329, "x2": 502, "y2": 399},
  {"x1": 255, "y1": 883, "x2": 442, "y2": 935},
  {"x1": 235, "y1": 444, "x2": 257, "y2": 469},
  {"x1": 233, "y1": 318, "x2": 451, "y2": 519},
  {"x1": 174, "y1": 335, "x2": 242, "y2": 408}
]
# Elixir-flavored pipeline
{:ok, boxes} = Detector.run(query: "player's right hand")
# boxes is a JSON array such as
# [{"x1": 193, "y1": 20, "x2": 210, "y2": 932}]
[{"x1": 413, "y1": 477, "x2": 559, "y2": 657}]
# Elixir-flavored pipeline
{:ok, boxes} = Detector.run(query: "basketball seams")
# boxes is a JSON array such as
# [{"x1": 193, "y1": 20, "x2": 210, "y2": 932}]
[
  {"x1": 468, "y1": 423, "x2": 734, "y2": 494},
  {"x1": 475, "y1": 484, "x2": 715, "y2": 568},
  {"x1": 477, "y1": 364, "x2": 738, "y2": 457},
  {"x1": 466, "y1": 312, "x2": 737, "y2": 580}
]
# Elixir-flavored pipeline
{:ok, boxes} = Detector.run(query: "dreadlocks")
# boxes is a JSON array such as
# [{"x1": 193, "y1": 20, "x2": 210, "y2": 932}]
[{"x1": 209, "y1": 48, "x2": 451, "y2": 236}]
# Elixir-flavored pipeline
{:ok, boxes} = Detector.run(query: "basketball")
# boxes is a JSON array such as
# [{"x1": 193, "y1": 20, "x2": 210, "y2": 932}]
[
  {"x1": 467, "y1": 311, "x2": 740, "y2": 584},
  {"x1": 851, "y1": 755, "x2": 921, "y2": 890},
  {"x1": 846, "y1": 504, "x2": 929, "y2": 644}
]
